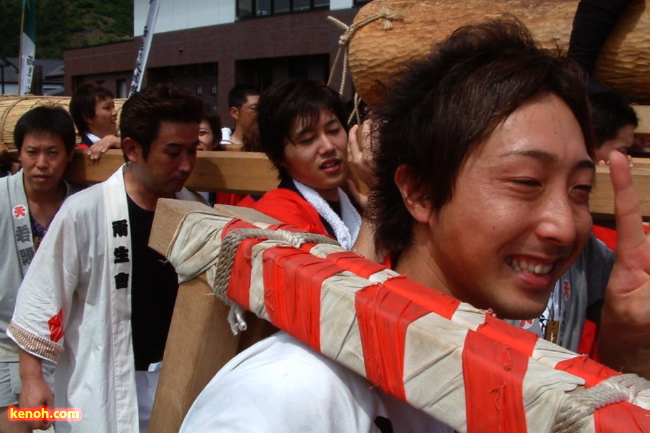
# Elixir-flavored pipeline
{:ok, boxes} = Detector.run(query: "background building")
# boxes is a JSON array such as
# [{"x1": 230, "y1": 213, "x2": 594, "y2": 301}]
[
  {"x1": 64, "y1": 0, "x2": 369, "y2": 129},
  {"x1": 1, "y1": 58, "x2": 64, "y2": 95}
]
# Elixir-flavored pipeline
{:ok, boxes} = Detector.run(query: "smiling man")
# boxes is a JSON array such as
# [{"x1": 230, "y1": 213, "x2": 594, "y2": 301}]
[
  {"x1": 70, "y1": 82, "x2": 121, "y2": 160},
  {"x1": 181, "y1": 19, "x2": 649, "y2": 433},
  {"x1": 9, "y1": 84, "x2": 205, "y2": 433}
]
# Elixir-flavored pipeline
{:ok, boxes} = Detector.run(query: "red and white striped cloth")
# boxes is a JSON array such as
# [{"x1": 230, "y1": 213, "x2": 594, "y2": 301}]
[{"x1": 166, "y1": 210, "x2": 650, "y2": 433}]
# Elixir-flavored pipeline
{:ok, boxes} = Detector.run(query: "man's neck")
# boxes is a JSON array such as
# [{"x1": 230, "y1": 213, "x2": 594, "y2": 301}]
[
  {"x1": 123, "y1": 166, "x2": 173, "y2": 211},
  {"x1": 229, "y1": 129, "x2": 244, "y2": 145},
  {"x1": 393, "y1": 228, "x2": 452, "y2": 298},
  {"x1": 24, "y1": 180, "x2": 66, "y2": 206}
]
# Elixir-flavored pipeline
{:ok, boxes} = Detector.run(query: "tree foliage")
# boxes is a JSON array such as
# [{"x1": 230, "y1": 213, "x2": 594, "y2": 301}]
[{"x1": 0, "y1": 0, "x2": 133, "y2": 59}]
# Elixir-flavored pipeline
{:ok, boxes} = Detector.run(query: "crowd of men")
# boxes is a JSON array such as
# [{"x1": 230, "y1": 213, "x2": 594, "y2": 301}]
[{"x1": 1, "y1": 12, "x2": 649, "y2": 433}]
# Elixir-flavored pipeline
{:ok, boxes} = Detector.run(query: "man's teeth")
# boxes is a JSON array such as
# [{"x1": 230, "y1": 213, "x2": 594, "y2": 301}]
[
  {"x1": 322, "y1": 161, "x2": 337, "y2": 168},
  {"x1": 509, "y1": 259, "x2": 552, "y2": 275}
]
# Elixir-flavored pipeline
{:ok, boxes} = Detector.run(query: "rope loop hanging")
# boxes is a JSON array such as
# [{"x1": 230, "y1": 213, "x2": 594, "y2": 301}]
[
  {"x1": 326, "y1": 7, "x2": 405, "y2": 97},
  {"x1": 212, "y1": 227, "x2": 338, "y2": 334}
]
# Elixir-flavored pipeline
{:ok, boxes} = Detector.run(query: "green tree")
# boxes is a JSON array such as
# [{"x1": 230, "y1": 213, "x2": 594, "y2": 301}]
[{"x1": 0, "y1": 0, "x2": 133, "y2": 60}]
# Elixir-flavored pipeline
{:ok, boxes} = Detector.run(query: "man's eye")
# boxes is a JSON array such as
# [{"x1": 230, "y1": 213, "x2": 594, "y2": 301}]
[
  {"x1": 514, "y1": 179, "x2": 541, "y2": 187},
  {"x1": 574, "y1": 184, "x2": 593, "y2": 194},
  {"x1": 570, "y1": 185, "x2": 592, "y2": 204}
]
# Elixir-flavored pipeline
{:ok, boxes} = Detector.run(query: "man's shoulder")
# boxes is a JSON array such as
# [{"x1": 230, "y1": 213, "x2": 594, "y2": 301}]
[
  {"x1": 56, "y1": 182, "x2": 108, "y2": 221},
  {"x1": 222, "y1": 333, "x2": 365, "y2": 391},
  {"x1": 255, "y1": 188, "x2": 305, "y2": 209}
]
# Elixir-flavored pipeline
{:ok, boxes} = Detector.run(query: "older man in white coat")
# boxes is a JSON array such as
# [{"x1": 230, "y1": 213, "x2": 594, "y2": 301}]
[{"x1": 9, "y1": 83, "x2": 206, "y2": 433}]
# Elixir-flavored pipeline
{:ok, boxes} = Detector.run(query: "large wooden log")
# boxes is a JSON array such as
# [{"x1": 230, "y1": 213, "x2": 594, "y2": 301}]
[
  {"x1": 154, "y1": 200, "x2": 650, "y2": 433},
  {"x1": 0, "y1": 95, "x2": 127, "y2": 150},
  {"x1": 348, "y1": 0, "x2": 650, "y2": 106}
]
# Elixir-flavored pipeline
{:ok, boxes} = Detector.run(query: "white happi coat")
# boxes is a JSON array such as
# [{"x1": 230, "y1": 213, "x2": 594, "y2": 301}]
[
  {"x1": 8, "y1": 165, "x2": 204, "y2": 433},
  {"x1": 0, "y1": 171, "x2": 80, "y2": 362}
]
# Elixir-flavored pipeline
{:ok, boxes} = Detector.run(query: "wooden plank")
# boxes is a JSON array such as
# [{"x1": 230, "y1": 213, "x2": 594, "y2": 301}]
[
  {"x1": 147, "y1": 275, "x2": 241, "y2": 433},
  {"x1": 23, "y1": 149, "x2": 650, "y2": 218},
  {"x1": 148, "y1": 200, "x2": 277, "y2": 433},
  {"x1": 593, "y1": 164, "x2": 650, "y2": 220},
  {"x1": 62, "y1": 149, "x2": 278, "y2": 194}
]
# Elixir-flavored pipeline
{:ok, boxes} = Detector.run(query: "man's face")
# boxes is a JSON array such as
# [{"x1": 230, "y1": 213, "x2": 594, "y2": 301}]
[
  {"x1": 416, "y1": 93, "x2": 595, "y2": 320},
  {"x1": 132, "y1": 121, "x2": 199, "y2": 198},
  {"x1": 19, "y1": 132, "x2": 71, "y2": 196},
  {"x1": 235, "y1": 94, "x2": 259, "y2": 133},
  {"x1": 197, "y1": 120, "x2": 216, "y2": 151},
  {"x1": 595, "y1": 124, "x2": 635, "y2": 163},
  {"x1": 87, "y1": 96, "x2": 118, "y2": 137},
  {"x1": 282, "y1": 109, "x2": 348, "y2": 201}
]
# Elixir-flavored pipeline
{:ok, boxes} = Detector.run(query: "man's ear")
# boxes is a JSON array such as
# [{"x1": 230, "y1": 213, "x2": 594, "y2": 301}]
[
  {"x1": 230, "y1": 106, "x2": 239, "y2": 121},
  {"x1": 121, "y1": 137, "x2": 141, "y2": 163},
  {"x1": 83, "y1": 114, "x2": 95, "y2": 127},
  {"x1": 394, "y1": 165, "x2": 434, "y2": 224}
]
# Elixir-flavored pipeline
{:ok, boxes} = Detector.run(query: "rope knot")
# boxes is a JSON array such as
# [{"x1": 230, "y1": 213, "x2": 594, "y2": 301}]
[
  {"x1": 552, "y1": 373, "x2": 650, "y2": 433},
  {"x1": 212, "y1": 226, "x2": 338, "y2": 334}
]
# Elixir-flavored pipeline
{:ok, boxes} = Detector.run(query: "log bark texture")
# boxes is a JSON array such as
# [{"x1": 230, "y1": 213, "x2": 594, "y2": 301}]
[{"x1": 348, "y1": 0, "x2": 649, "y2": 106}]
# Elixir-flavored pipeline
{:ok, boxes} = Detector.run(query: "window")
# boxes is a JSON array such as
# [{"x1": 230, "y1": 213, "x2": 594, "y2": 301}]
[
  {"x1": 237, "y1": 0, "x2": 328, "y2": 18},
  {"x1": 116, "y1": 79, "x2": 127, "y2": 98}
]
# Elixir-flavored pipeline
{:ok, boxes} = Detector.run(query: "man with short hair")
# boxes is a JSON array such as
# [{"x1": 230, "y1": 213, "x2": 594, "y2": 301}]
[
  {"x1": 181, "y1": 18, "x2": 650, "y2": 432},
  {"x1": 0, "y1": 105, "x2": 80, "y2": 433},
  {"x1": 10, "y1": 84, "x2": 205, "y2": 433},
  {"x1": 223, "y1": 84, "x2": 260, "y2": 151},
  {"x1": 589, "y1": 91, "x2": 639, "y2": 163},
  {"x1": 69, "y1": 82, "x2": 121, "y2": 160}
]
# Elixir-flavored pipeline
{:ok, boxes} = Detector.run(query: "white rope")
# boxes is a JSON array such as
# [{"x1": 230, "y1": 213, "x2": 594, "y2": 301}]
[{"x1": 552, "y1": 373, "x2": 650, "y2": 432}]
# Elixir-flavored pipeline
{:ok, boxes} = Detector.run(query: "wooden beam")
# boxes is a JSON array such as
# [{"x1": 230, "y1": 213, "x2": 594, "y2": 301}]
[
  {"x1": 593, "y1": 164, "x2": 650, "y2": 221},
  {"x1": 148, "y1": 199, "x2": 277, "y2": 433},
  {"x1": 62, "y1": 149, "x2": 278, "y2": 194},
  {"x1": 48, "y1": 149, "x2": 650, "y2": 219}
]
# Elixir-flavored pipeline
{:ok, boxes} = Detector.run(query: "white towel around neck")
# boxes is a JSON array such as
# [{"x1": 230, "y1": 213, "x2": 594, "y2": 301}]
[{"x1": 292, "y1": 179, "x2": 361, "y2": 250}]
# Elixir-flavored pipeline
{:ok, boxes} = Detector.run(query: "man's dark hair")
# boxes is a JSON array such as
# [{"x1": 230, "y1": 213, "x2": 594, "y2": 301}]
[
  {"x1": 589, "y1": 91, "x2": 638, "y2": 146},
  {"x1": 69, "y1": 82, "x2": 114, "y2": 134},
  {"x1": 203, "y1": 103, "x2": 222, "y2": 145},
  {"x1": 369, "y1": 17, "x2": 596, "y2": 257},
  {"x1": 14, "y1": 105, "x2": 76, "y2": 155},
  {"x1": 257, "y1": 78, "x2": 347, "y2": 179},
  {"x1": 228, "y1": 84, "x2": 260, "y2": 109},
  {"x1": 120, "y1": 83, "x2": 204, "y2": 160}
]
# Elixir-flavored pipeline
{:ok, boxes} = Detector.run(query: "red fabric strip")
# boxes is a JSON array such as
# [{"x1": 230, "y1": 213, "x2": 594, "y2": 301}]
[
  {"x1": 355, "y1": 284, "x2": 430, "y2": 401},
  {"x1": 326, "y1": 251, "x2": 387, "y2": 279},
  {"x1": 476, "y1": 314, "x2": 539, "y2": 357},
  {"x1": 595, "y1": 401, "x2": 650, "y2": 433},
  {"x1": 463, "y1": 330, "x2": 529, "y2": 433},
  {"x1": 262, "y1": 246, "x2": 342, "y2": 352},
  {"x1": 383, "y1": 276, "x2": 461, "y2": 320},
  {"x1": 554, "y1": 356, "x2": 619, "y2": 388},
  {"x1": 221, "y1": 218, "x2": 269, "y2": 310},
  {"x1": 226, "y1": 238, "x2": 267, "y2": 310}
]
